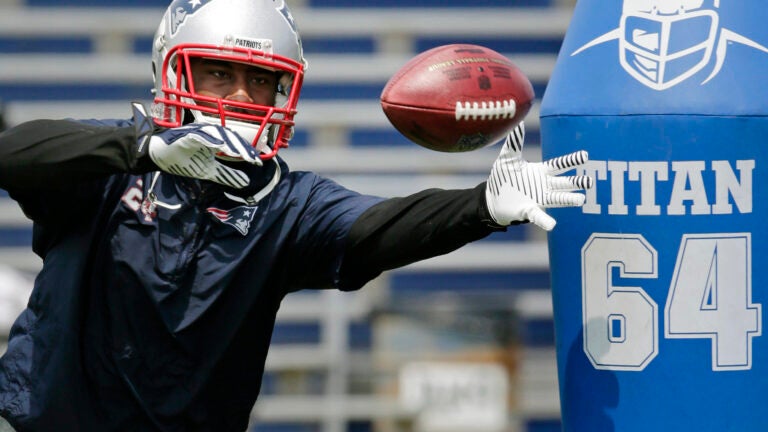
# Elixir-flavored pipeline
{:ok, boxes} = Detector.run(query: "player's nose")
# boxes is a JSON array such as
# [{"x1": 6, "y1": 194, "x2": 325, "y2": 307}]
[
  {"x1": 225, "y1": 86, "x2": 253, "y2": 104},
  {"x1": 225, "y1": 70, "x2": 254, "y2": 103}
]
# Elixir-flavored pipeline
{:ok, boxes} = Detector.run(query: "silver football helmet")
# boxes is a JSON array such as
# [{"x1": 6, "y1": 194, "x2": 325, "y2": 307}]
[{"x1": 151, "y1": 0, "x2": 306, "y2": 159}]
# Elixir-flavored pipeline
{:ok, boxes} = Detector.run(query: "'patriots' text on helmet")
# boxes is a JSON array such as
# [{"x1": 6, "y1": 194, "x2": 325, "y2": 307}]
[{"x1": 151, "y1": 0, "x2": 307, "y2": 159}]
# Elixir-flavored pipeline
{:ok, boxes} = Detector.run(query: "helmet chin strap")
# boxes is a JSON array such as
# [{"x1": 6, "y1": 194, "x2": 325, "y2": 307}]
[{"x1": 223, "y1": 159, "x2": 282, "y2": 206}]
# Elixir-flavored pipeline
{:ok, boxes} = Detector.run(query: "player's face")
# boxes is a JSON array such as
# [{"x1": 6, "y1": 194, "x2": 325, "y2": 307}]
[{"x1": 189, "y1": 58, "x2": 278, "y2": 109}]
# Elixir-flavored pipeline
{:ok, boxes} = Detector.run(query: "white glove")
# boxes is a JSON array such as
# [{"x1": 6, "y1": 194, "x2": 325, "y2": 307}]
[
  {"x1": 132, "y1": 102, "x2": 262, "y2": 189},
  {"x1": 485, "y1": 122, "x2": 593, "y2": 231}
]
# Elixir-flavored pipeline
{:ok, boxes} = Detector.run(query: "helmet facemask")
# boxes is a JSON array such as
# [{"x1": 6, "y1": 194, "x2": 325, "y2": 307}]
[{"x1": 153, "y1": 43, "x2": 304, "y2": 160}]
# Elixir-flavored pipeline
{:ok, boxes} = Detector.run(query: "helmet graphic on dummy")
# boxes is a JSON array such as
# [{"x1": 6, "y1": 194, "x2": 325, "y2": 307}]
[
  {"x1": 620, "y1": 0, "x2": 720, "y2": 90},
  {"x1": 151, "y1": 0, "x2": 306, "y2": 159}
]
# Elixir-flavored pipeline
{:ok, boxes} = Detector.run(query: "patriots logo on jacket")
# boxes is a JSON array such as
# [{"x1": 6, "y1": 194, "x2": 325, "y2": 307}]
[
  {"x1": 170, "y1": 0, "x2": 213, "y2": 35},
  {"x1": 207, "y1": 205, "x2": 258, "y2": 236}
]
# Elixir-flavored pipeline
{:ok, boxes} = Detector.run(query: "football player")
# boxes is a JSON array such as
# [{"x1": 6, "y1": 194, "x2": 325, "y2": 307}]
[{"x1": 0, "y1": 0, "x2": 591, "y2": 430}]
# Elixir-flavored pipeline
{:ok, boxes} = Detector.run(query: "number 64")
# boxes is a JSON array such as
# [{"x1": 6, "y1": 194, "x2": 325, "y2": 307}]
[{"x1": 581, "y1": 233, "x2": 761, "y2": 372}]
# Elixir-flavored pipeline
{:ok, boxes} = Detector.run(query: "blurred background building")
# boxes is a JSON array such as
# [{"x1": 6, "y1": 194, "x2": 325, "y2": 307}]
[{"x1": 0, "y1": 1, "x2": 576, "y2": 431}]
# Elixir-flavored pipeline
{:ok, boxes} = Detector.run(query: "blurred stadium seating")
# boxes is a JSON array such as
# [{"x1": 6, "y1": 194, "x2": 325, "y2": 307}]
[{"x1": 0, "y1": 1, "x2": 575, "y2": 431}]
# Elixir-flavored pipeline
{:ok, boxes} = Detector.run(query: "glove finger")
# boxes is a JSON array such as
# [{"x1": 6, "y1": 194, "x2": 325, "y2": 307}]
[
  {"x1": 542, "y1": 191, "x2": 586, "y2": 208},
  {"x1": 498, "y1": 121, "x2": 526, "y2": 158},
  {"x1": 544, "y1": 150, "x2": 589, "y2": 175},
  {"x1": 194, "y1": 126, "x2": 262, "y2": 165},
  {"x1": 548, "y1": 175, "x2": 594, "y2": 191},
  {"x1": 220, "y1": 128, "x2": 261, "y2": 165},
  {"x1": 207, "y1": 163, "x2": 251, "y2": 189},
  {"x1": 186, "y1": 129, "x2": 226, "y2": 154},
  {"x1": 195, "y1": 125, "x2": 240, "y2": 158},
  {"x1": 165, "y1": 147, "x2": 225, "y2": 180},
  {"x1": 525, "y1": 207, "x2": 556, "y2": 231}
]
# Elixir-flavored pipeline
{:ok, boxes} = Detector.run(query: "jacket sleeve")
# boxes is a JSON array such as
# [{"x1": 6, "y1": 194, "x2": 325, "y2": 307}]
[
  {"x1": 338, "y1": 182, "x2": 513, "y2": 290},
  {"x1": 0, "y1": 119, "x2": 157, "y2": 193}
]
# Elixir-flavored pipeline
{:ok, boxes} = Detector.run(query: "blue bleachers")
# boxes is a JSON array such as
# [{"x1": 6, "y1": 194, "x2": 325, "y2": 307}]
[
  {"x1": 271, "y1": 322, "x2": 322, "y2": 345},
  {"x1": 0, "y1": 37, "x2": 92, "y2": 53},
  {"x1": 0, "y1": 228, "x2": 31, "y2": 247},
  {"x1": 301, "y1": 38, "x2": 377, "y2": 55},
  {"x1": 414, "y1": 36, "x2": 563, "y2": 55},
  {"x1": 389, "y1": 270, "x2": 551, "y2": 294},
  {"x1": 270, "y1": 321, "x2": 372, "y2": 348},
  {"x1": 0, "y1": 84, "x2": 149, "y2": 102}
]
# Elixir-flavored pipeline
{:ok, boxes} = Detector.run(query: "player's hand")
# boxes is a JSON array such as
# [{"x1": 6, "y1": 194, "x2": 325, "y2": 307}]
[
  {"x1": 132, "y1": 103, "x2": 261, "y2": 189},
  {"x1": 485, "y1": 122, "x2": 593, "y2": 231}
]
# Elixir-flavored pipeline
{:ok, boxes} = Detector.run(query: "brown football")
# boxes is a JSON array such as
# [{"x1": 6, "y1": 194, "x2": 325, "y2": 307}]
[{"x1": 381, "y1": 44, "x2": 534, "y2": 152}]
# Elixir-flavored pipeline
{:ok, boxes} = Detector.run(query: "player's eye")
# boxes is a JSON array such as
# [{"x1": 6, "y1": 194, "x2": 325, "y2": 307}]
[
  {"x1": 210, "y1": 69, "x2": 231, "y2": 80},
  {"x1": 249, "y1": 74, "x2": 276, "y2": 88}
]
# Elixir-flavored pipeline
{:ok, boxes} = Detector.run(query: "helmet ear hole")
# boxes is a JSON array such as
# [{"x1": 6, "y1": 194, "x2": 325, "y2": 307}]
[
  {"x1": 151, "y1": 63, "x2": 157, "y2": 95},
  {"x1": 274, "y1": 94, "x2": 288, "y2": 109},
  {"x1": 275, "y1": 73, "x2": 293, "y2": 108}
]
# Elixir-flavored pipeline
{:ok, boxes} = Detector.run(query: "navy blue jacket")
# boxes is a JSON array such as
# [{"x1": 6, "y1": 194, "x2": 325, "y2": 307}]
[{"x1": 0, "y1": 118, "x2": 499, "y2": 431}]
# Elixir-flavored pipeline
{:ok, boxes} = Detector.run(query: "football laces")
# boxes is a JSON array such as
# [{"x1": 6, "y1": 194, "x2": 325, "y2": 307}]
[{"x1": 455, "y1": 99, "x2": 517, "y2": 121}]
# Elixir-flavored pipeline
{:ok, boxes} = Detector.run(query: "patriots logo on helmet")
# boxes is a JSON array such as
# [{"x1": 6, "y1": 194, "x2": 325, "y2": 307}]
[
  {"x1": 170, "y1": 0, "x2": 214, "y2": 36},
  {"x1": 207, "y1": 205, "x2": 258, "y2": 236},
  {"x1": 275, "y1": 0, "x2": 298, "y2": 33},
  {"x1": 274, "y1": 0, "x2": 304, "y2": 60}
]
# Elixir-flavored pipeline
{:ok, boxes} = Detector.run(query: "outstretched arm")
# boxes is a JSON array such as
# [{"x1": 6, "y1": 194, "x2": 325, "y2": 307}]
[
  {"x1": 339, "y1": 122, "x2": 592, "y2": 289},
  {"x1": 340, "y1": 183, "x2": 503, "y2": 290}
]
